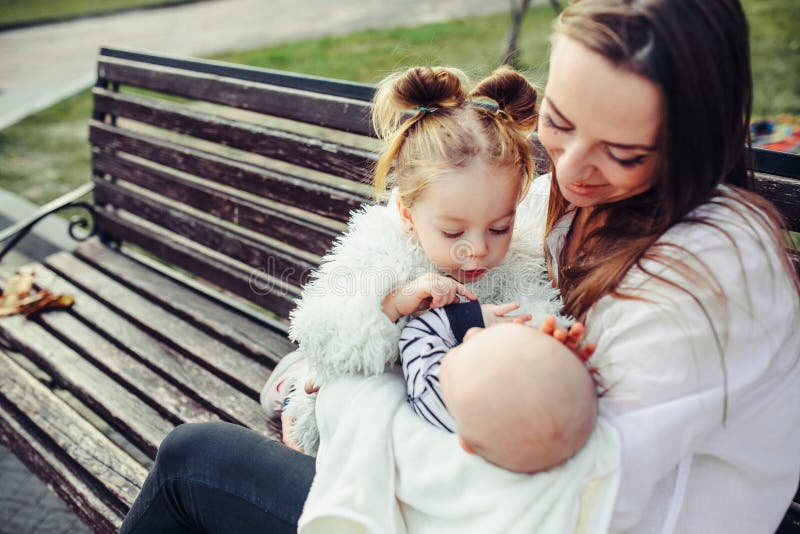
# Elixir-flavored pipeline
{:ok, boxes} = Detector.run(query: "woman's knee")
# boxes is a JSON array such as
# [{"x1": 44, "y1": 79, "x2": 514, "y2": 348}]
[{"x1": 153, "y1": 422, "x2": 230, "y2": 476}]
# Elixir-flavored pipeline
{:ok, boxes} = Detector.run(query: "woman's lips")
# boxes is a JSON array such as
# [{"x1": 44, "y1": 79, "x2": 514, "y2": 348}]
[{"x1": 565, "y1": 182, "x2": 606, "y2": 196}]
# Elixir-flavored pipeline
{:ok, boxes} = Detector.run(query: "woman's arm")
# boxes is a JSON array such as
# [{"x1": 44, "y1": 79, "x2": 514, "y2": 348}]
[{"x1": 588, "y1": 212, "x2": 800, "y2": 533}]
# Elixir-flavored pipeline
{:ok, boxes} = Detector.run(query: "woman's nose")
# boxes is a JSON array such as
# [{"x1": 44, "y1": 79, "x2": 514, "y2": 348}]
[{"x1": 555, "y1": 139, "x2": 592, "y2": 182}]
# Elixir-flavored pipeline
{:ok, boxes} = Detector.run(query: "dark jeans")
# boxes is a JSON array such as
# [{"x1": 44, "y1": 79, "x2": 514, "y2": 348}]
[{"x1": 119, "y1": 422, "x2": 315, "y2": 534}]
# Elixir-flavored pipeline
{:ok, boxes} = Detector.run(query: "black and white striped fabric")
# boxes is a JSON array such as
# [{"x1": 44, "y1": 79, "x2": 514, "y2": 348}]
[{"x1": 398, "y1": 301, "x2": 484, "y2": 433}]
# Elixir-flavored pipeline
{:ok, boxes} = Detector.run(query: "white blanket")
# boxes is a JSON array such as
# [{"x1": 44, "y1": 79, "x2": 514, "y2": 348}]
[{"x1": 299, "y1": 370, "x2": 621, "y2": 534}]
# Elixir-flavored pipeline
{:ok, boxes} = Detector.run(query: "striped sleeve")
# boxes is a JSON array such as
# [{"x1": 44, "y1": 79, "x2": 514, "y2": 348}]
[{"x1": 398, "y1": 307, "x2": 459, "y2": 433}]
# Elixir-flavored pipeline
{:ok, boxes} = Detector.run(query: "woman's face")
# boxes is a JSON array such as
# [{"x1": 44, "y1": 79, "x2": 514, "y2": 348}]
[{"x1": 539, "y1": 36, "x2": 662, "y2": 209}]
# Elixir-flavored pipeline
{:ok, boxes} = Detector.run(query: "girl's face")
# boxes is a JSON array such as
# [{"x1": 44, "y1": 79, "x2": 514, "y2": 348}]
[
  {"x1": 539, "y1": 36, "x2": 662, "y2": 209},
  {"x1": 399, "y1": 159, "x2": 521, "y2": 284}
]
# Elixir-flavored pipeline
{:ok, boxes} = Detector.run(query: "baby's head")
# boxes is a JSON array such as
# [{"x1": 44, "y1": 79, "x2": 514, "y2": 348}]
[
  {"x1": 371, "y1": 66, "x2": 539, "y2": 284},
  {"x1": 439, "y1": 323, "x2": 597, "y2": 474}
]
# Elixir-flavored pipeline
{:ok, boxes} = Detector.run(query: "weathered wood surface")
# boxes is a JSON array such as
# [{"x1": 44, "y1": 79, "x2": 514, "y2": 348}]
[
  {"x1": 93, "y1": 89, "x2": 376, "y2": 184},
  {"x1": 92, "y1": 178, "x2": 319, "y2": 288},
  {"x1": 1, "y1": 315, "x2": 174, "y2": 458},
  {"x1": 0, "y1": 350, "x2": 147, "y2": 533},
  {"x1": 753, "y1": 172, "x2": 800, "y2": 233},
  {"x1": 28, "y1": 263, "x2": 268, "y2": 430},
  {"x1": 96, "y1": 60, "x2": 375, "y2": 136},
  {"x1": 93, "y1": 211, "x2": 299, "y2": 318},
  {"x1": 75, "y1": 240, "x2": 295, "y2": 363},
  {"x1": 89, "y1": 121, "x2": 367, "y2": 222},
  {"x1": 44, "y1": 252, "x2": 272, "y2": 398}
]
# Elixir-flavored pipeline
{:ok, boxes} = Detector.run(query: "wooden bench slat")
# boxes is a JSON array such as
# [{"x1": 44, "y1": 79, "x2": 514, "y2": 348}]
[
  {"x1": 93, "y1": 89, "x2": 376, "y2": 184},
  {"x1": 75, "y1": 240, "x2": 295, "y2": 364},
  {"x1": 37, "y1": 311, "x2": 222, "y2": 427},
  {"x1": 92, "y1": 155, "x2": 340, "y2": 259},
  {"x1": 0, "y1": 316, "x2": 172, "y2": 458},
  {"x1": 93, "y1": 211, "x2": 297, "y2": 318},
  {"x1": 754, "y1": 172, "x2": 800, "y2": 232},
  {"x1": 89, "y1": 121, "x2": 367, "y2": 223},
  {"x1": 43, "y1": 252, "x2": 272, "y2": 398},
  {"x1": 93, "y1": 179, "x2": 316, "y2": 291},
  {"x1": 99, "y1": 47, "x2": 376, "y2": 103},
  {"x1": 27, "y1": 263, "x2": 270, "y2": 431},
  {"x1": 0, "y1": 351, "x2": 135, "y2": 534},
  {"x1": 97, "y1": 59, "x2": 375, "y2": 136}
]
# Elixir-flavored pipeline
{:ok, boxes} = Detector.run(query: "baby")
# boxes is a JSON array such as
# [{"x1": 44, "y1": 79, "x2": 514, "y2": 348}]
[{"x1": 399, "y1": 303, "x2": 597, "y2": 474}]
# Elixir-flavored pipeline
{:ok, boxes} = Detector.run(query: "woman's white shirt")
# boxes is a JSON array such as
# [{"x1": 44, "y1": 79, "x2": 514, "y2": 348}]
[{"x1": 530, "y1": 175, "x2": 800, "y2": 533}]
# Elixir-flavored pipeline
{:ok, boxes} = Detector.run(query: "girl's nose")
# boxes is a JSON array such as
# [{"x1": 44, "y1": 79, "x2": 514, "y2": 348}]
[{"x1": 470, "y1": 237, "x2": 488, "y2": 258}]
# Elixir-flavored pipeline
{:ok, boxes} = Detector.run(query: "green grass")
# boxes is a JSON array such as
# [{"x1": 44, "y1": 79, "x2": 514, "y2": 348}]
[
  {"x1": 212, "y1": 9, "x2": 555, "y2": 84},
  {"x1": 0, "y1": 1, "x2": 797, "y2": 209},
  {"x1": 744, "y1": 0, "x2": 800, "y2": 118},
  {"x1": 0, "y1": 0, "x2": 197, "y2": 26}
]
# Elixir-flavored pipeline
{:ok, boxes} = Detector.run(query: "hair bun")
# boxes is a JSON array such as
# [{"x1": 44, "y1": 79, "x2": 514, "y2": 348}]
[
  {"x1": 392, "y1": 66, "x2": 467, "y2": 110},
  {"x1": 470, "y1": 66, "x2": 538, "y2": 131}
]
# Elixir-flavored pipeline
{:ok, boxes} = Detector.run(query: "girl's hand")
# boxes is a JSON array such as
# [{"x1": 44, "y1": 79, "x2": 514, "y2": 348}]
[
  {"x1": 481, "y1": 302, "x2": 532, "y2": 328},
  {"x1": 382, "y1": 273, "x2": 477, "y2": 322},
  {"x1": 539, "y1": 316, "x2": 596, "y2": 362}
]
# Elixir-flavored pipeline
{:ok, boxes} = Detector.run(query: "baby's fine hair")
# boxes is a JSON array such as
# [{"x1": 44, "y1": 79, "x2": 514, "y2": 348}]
[{"x1": 371, "y1": 66, "x2": 539, "y2": 206}]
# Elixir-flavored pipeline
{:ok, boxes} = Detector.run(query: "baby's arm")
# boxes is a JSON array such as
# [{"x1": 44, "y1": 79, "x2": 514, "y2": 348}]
[{"x1": 399, "y1": 301, "x2": 485, "y2": 432}]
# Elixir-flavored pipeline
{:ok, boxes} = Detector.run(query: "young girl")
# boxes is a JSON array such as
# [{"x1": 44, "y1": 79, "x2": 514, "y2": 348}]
[{"x1": 261, "y1": 65, "x2": 566, "y2": 454}]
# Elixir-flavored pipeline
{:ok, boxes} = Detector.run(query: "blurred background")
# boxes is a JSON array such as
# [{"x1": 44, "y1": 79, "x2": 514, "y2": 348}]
[{"x1": 0, "y1": 0, "x2": 797, "y2": 209}]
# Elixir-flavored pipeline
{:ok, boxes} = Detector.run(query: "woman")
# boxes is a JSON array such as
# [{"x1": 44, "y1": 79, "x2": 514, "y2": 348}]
[
  {"x1": 119, "y1": 1, "x2": 800, "y2": 532},
  {"x1": 533, "y1": 1, "x2": 799, "y2": 531}
]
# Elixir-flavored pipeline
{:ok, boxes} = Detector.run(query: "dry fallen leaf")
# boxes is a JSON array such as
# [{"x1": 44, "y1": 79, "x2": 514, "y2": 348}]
[{"x1": 0, "y1": 272, "x2": 74, "y2": 318}]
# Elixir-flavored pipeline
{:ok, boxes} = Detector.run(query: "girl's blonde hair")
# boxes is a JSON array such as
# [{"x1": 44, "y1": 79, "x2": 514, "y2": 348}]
[{"x1": 371, "y1": 66, "x2": 539, "y2": 207}]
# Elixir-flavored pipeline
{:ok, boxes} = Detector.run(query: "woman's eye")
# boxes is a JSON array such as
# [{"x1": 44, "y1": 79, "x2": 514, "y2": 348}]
[
  {"x1": 608, "y1": 151, "x2": 647, "y2": 168},
  {"x1": 489, "y1": 227, "x2": 510, "y2": 235},
  {"x1": 442, "y1": 231, "x2": 463, "y2": 239},
  {"x1": 543, "y1": 114, "x2": 571, "y2": 132}
]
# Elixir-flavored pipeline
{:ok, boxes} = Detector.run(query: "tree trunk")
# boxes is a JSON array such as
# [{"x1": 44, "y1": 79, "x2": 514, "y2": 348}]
[{"x1": 500, "y1": 0, "x2": 532, "y2": 68}]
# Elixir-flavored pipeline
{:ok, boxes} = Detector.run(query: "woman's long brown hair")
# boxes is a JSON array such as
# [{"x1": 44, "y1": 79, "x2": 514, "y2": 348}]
[{"x1": 547, "y1": 0, "x2": 799, "y2": 324}]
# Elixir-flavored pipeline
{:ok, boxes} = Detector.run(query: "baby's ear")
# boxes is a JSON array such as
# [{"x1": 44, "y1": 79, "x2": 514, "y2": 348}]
[{"x1": 458, "y1": 434, "x2": 475, "y2": 455}]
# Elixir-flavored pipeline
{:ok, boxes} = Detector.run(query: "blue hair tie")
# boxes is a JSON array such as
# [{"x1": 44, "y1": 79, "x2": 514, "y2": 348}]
[{"x1": 415, "y1": 106, "x2": 436, "y2": 114}]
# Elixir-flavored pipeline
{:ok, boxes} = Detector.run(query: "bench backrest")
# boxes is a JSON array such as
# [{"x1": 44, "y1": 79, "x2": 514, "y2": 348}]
[
  {"x1": 91, "y1": 48, "x2": 380, "y2": 327},
  {"x1": 90, "y1": 47, "x2": 800, "y2": 329}
]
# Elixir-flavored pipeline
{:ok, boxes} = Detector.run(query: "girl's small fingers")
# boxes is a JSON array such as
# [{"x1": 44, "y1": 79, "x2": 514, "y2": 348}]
[
  {"x1": 495, "y1": 301, "x2": 521, "y2": 315},
  {"x1": 456, "y1": 283, "x2": 478, "y2": 301},
  {"x1": 512, "y1": 313, "x2": 532, "y2": 324}
]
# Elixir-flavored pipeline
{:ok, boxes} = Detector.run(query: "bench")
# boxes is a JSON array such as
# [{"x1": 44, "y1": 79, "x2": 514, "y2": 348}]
[{"x1": 0, "y1": 47, "x2": 798, "y2": 533}]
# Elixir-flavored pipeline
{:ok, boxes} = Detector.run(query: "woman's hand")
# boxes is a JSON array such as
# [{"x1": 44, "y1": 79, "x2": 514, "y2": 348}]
[
  {"x1": 481, "y1": 302, "x2": 532, "y2": 328},
  {"x1": 539, "y1": 316, "x2": 596, "y2": 362},
  {"x1": 382, "y1": 272, "x2": 477, "y2": 322}
]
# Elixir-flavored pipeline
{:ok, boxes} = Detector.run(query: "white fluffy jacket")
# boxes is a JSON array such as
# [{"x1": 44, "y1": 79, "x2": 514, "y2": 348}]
[{"x1": 285, "y1": 190, "x2": 563, "y2": 453}]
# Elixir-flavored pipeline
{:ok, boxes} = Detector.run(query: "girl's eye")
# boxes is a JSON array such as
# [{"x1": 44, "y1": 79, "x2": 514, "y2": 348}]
[
  {"x1": 442, "y1": 231, "x2": 463, "y2": 239},
  {"x1": 543, "y1": 114, "x2": 571, "y2": 132},
  {"x1": 607, "y1": 149, "x2": 647, "y2": 168},
  {"x1": 489, "y1": 227, "x2": 510, "y2": 235}
]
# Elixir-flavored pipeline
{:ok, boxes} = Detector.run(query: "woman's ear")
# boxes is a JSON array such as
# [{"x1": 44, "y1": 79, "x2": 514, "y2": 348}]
[
  {"x1": 397, "y1": 200, "x2": 415, "y2": 233},
  {"x1": 458, "y1": 434, "x2": 475, "y2": 455}
]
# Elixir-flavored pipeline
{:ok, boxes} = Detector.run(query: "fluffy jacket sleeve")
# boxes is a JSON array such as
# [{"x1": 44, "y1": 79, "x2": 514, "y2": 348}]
[{"x1": 288, "y1": 201, "x2": 433, "y2": 385}]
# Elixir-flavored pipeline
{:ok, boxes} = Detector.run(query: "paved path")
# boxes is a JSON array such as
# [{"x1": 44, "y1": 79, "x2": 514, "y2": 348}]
[
  {"x1": 0, "y1": 0, "x2": 512, "y2": 130},
  {"x1": 0, "y1": 444, "x2": 90, "y2": 534}
]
